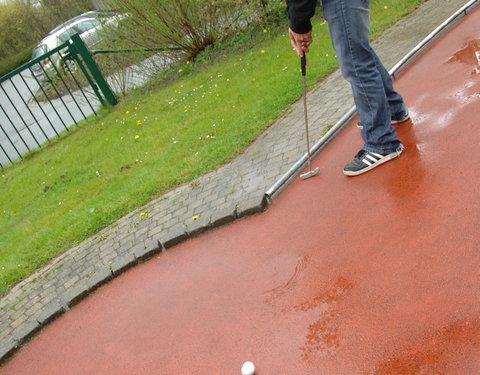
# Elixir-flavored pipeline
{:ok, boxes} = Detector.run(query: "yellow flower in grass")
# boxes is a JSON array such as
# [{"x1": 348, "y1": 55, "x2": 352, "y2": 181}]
[
  {"x1": 178, "y1": 68, "x2": 183, "y2": 73},
  {"x1": 260, "y1": 50, "x2": 265, "y2": 54},
  {"x1": 137, "y1": 120, "x2": 142, "y2": 125},
  {"x1": 192, "y1": 215, "x2": 199, "y2": 220},
  {"x1": 134, "y1": 135, "x2": 140, "y2": 139}
]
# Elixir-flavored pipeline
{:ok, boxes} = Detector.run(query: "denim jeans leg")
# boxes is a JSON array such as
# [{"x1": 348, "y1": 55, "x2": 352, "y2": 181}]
[
  {"x1": 370, "y1": 47, "x2": 409, "y2": 120},
  {"x1": 321, "y1": 0, "x2": 401, "y2": 153}
]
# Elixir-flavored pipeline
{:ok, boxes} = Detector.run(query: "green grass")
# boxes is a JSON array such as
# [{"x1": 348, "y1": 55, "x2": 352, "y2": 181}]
[{"x1": 0, "y1": 0, "x2": 424, "y2": 295}]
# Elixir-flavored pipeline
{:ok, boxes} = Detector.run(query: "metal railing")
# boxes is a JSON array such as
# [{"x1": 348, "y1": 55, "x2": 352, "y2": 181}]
[{"x1": 0, "y1": 34, "x2": 116, "y2": 168}]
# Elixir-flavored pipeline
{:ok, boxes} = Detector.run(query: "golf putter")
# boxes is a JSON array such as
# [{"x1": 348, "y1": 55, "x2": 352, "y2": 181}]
[{"x1": 300, "y1": 53, "x2": 320, "y2": 180}]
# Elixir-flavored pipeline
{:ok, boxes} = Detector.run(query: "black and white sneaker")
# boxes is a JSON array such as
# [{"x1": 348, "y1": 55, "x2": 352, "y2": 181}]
[
  {"x1": 343, "y1": 145, "x2": 404, "y2": 176},
  {"x1": 357, "y1": 112, "x2": 410, "y2": 129}
]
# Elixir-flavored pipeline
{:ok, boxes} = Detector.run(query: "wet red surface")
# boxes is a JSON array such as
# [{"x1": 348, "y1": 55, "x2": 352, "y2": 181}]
[{"x1": 2, "y1": 7, "x2": 480, "y2": 375}]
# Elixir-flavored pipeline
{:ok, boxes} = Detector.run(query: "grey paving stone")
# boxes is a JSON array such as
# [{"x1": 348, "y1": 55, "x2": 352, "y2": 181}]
[
  {"x1": 36, "y1": 301, "x2": 64, "y2": 326},
  {"x1": 110, "y1": 253, "x2": 137, "y2": 277},
  {"x1": 160, "y1": 224, "x2": 188, "y2": 250},
  {"x1": 147, "y1": 223, "x2": 165, "y2": 238},
  {"x1": 0, "y1": 340, "x2": 17, "y2": 364},
  {"x1": 60, "y1": 281, "x2": 90, "y2": 308},
  {"x1": 235, "y1": 195, "x2": 268, "y2": 219},
  {"x1": 133, "y1": 239, "x2": 161, "y2": 262},
  {"x1": 11, "y1": 319, "x2": 40, "y2": 343},
  {"x1": 211, "y1": 207, "x2": 237, "y2": 228},
  {"x1": 85, "y1": 268, "x2": 113, "y2": 290},
  {"x1": 185, "y1": 215, "x2": 212, "y2": 238}
]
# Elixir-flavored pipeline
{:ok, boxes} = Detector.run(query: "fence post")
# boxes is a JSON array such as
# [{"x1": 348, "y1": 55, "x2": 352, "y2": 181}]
[{"x1": 69, "y1": 33, "x2": 118, "y2": 107}]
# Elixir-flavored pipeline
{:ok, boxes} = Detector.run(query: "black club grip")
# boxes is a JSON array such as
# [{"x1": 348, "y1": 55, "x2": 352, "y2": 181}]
[{"x1": 301, "y1": 54, "x2": 306, "y2": 76}]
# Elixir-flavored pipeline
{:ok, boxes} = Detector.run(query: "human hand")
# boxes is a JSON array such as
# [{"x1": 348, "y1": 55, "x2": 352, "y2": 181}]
[{"x1": 289, "y1": 28, "x2": 313, "y2": 57}]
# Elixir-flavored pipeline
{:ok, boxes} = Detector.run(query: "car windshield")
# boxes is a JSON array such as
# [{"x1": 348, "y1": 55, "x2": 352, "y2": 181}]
[{"x1": 32, "y1": 45, "x2": 48, "y2": 59}]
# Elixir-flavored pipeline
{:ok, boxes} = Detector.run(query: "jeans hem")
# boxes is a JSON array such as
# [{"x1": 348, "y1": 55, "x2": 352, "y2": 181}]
[{"x1": 363, "y1": 143, "x2": 403, "y2": 155}]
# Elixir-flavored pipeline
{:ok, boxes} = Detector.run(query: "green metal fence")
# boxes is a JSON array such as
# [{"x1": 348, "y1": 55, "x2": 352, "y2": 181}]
[{"x1": 0, "y1": 33, "x2": 117, "y2": 168}]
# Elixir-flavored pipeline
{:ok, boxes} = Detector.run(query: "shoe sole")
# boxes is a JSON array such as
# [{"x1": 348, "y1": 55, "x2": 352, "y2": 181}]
[
  {"x1": 357, "y1": 115, "x2": 411, "y2": 129},
  {"x1": 343, "y1": 148, "x2": 404, "y2": 176}
]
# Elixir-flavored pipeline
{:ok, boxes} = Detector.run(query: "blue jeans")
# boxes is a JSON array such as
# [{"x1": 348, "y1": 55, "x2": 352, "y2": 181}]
[{"x1": 321, "y1": 0, "x2": 407, "y2": 154}]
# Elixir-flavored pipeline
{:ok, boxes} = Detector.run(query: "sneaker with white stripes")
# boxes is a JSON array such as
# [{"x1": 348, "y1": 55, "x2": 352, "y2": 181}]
[{"x1": 343, "y1": 145, "x2": 404, "y2": 176}]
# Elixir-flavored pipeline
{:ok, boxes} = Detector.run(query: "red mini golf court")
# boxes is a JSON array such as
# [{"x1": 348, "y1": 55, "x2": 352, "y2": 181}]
[{"x1": 2, "y1": 6, "x2": 480, "y2": 375}]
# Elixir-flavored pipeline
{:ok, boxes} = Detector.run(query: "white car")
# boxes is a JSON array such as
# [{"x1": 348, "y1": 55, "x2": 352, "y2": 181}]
[{"x1": 31, "y1": 12, "x2": 119, "y2": 79}]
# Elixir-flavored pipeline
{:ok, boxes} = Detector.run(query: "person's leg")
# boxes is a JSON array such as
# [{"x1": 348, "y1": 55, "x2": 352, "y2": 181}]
[
  {"x1": 370, "y1": 47, "x2": 409, "y2": 121},
  {"x1": 321, "y1": 0, "x2": 401, "y2": 154}
]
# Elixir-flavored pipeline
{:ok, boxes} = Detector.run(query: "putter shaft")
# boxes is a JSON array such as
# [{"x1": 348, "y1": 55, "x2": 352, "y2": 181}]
[{"x1": 300, "y1": 55, "x2": 319, "y2": 179}]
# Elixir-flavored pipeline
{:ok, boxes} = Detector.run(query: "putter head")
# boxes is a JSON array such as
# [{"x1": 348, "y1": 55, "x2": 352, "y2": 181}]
[{"x1": 300, "y1": 167, "x2": 320, "y2": 180}]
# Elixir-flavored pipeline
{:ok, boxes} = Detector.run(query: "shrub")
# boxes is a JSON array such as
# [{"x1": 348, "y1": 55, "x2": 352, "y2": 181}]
[
  {"x1": 106, "y1": 0, "x2": 283, "y2": 60},
  {"x1": 0, "y1": 47, "x2": 34, "y2": 77}
]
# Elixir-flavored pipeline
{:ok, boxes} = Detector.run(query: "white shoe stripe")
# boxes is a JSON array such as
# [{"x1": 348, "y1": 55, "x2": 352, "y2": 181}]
[
  {"x1": 362, "y1": 158, "x2": 372, "y2": 166},
  {"x1": 365, "y1": 154, "x2": 380, "y2": 162}
]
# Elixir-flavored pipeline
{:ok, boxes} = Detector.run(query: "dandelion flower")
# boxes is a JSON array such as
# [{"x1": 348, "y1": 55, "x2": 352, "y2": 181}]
[
  {"x1": 137, "y1": 120, "x2": 142, "y2": 125},
  {"x1": 260, "y1": 50, "x2": 265, "y2": 54},
  {"x1": 140, "y1": 212, "x2": 146, "y2": 217},
  {"x1": 134, "y1": 135, "x2": 140, "y2": 139},
  {"x1": 192, "y1": 215, "x2": 199, "y2": 220},
  {"x1": 263, "y1": 29, "x2": 268, "y2": 33},
  {"x1": 384, "y1": 5, "x2": 388, "y2": 8},
  {"x1": 125, "y1": 110, "x2": 130, "y2": 115}
]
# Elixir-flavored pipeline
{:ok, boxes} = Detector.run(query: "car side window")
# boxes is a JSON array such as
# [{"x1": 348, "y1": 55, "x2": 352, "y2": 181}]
[
  {"x1": 58, "y1": 30, "x2": 74, "y2": 43},
  {"x1": 75, "y1": 19, "x2": 100, "y2": 35}
]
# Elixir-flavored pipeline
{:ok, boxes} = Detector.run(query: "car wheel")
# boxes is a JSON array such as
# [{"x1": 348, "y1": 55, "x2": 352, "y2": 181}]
[{"x1": 62, "y1": 58, "x2": 77, "y2": 73}]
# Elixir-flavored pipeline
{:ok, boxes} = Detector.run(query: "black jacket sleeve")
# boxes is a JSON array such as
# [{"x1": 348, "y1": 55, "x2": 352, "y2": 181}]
[{"x1": 286, "y1": 0, "x2": 317, "y2": 34}]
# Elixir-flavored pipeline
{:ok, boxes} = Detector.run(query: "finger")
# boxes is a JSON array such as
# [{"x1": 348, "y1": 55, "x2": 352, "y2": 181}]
[{"x1": 291, "y1": 38, "x2": 304, "y2": 57}]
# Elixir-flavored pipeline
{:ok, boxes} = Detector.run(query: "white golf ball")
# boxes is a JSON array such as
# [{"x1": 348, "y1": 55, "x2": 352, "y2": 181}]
[{"x1": 241, "y1": 361, "x2": 255, "y2": 375}]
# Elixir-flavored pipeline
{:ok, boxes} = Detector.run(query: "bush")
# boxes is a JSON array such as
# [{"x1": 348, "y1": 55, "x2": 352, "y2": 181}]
[
  {"x1": 0, "y1": 47, "x2": 34, "y2": 78},
  {"x1": 106, "y1": 0, "x2": 284, "y2": 60}
]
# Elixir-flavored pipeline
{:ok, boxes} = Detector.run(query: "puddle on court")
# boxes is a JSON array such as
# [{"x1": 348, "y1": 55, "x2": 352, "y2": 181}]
[
  {"x1": 297, "y1": 277, "x2": 353, "y2": 362},
  {"x1": 447, "y1": 39, "x2": 480, "y2": 74},
  {"x1": 261, "y1": 255, "x2": 353, "y2": 362},
  {"x1": 284, "y1": 276, "x2": 353, "y2": 314},
  {"x1": 262, "y1": 254, "x2": 311, "y2": 307}
]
